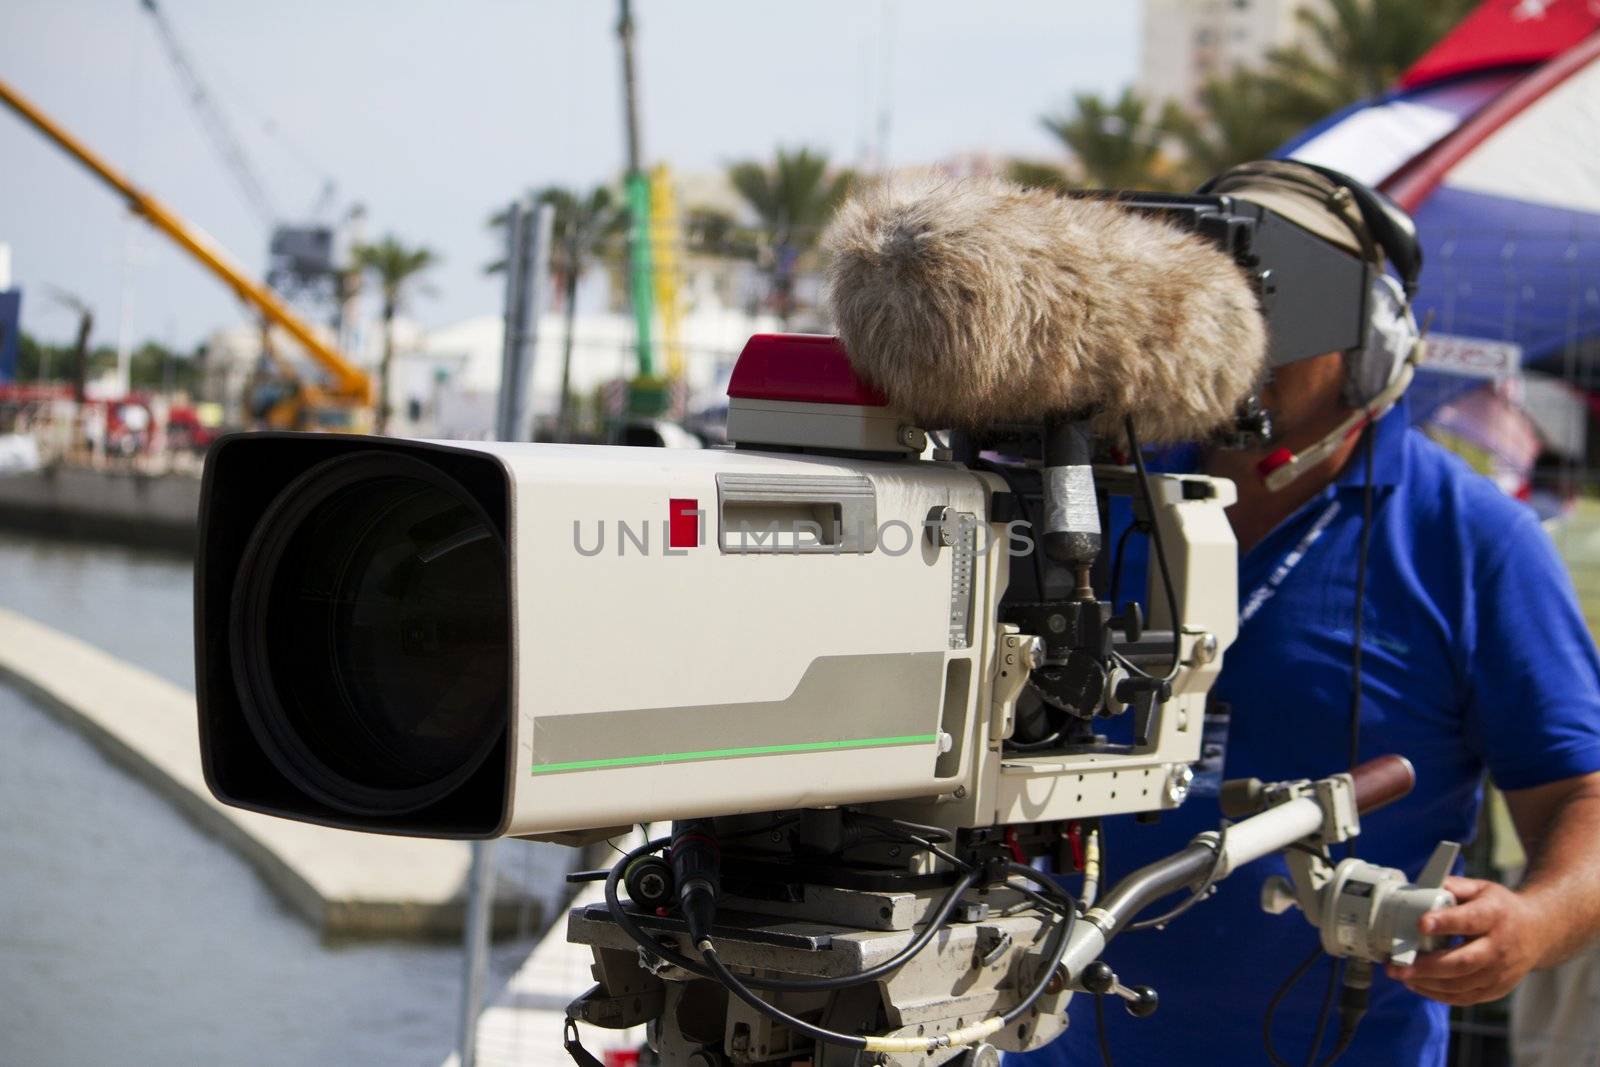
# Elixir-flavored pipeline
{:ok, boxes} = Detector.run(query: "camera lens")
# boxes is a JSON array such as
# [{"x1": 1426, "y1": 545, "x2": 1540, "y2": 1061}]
[{"x1": 230, "y1": 451, "x2": 509, "y2": 817}]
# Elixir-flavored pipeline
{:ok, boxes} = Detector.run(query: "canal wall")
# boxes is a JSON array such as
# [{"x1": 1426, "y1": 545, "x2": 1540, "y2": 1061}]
[
  {"x1": 0, "y1": 465, "x2": 199, "y2": 553},
  {"x1": 0, "y1": 605, "x2": 539, "y2": 940}
]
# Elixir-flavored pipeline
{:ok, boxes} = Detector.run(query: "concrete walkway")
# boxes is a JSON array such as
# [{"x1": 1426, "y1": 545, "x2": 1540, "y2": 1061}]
[
  {"x1": 0, "y1": 605, "x2": 538, "y2": 940},
  {"x1": 445, "y1": 881, "x2": 646, "y2": 1067}
]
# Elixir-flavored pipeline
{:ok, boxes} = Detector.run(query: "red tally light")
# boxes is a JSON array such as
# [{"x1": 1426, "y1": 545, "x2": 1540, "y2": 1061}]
[
  {"x1": 727, "y1": 333, "x2": 889, "y2": 407},
  {"x1": 668, "y1": 498, "x2": 700, "y2": 549}
]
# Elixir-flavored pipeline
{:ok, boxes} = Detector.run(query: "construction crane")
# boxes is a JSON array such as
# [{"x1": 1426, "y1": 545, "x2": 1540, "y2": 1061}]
[
  {"x1": 0, "y1": 77, "x2": 374, "y2": 429},
  {"x1": 138, "y1": 0, "x2": 276, "y2": 228},
  {"x1": 139, "y1": 0, "x2": 351, "y2": 311}
]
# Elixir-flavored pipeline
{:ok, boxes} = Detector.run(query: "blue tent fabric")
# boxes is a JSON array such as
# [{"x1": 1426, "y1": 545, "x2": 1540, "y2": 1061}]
[
  {"x1": 1275, "y1": 52, "x2": 1600, "y2": 424},
  {"x1": 0, "y1": 289, "x2": 20, "y2": 383},
  {"x1": 1415, "y1": 186, "x2": 1600, "y2": 372}
]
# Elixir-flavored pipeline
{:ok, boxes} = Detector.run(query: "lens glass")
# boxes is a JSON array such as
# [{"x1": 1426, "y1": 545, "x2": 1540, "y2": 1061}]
[{"x1": 249, "y1": 462, "x2": 508, "y2": 806}]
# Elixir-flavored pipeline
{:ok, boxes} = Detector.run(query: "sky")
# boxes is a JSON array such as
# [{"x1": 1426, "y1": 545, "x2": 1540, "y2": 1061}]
[{"x1": 0, "y1": 0, "x2": 1140, "y2": 351}]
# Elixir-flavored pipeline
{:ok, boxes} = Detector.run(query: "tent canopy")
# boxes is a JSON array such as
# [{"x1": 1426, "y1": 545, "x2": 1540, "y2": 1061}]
[{"x1": 1277, "y1": 2, "x2": 1600, "y2": 421}]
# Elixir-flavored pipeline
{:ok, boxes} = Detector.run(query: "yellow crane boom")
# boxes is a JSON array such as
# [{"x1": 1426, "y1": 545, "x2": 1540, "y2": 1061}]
[{"x1": 0, "y1": 76, "x2": 373, "y2": 407}]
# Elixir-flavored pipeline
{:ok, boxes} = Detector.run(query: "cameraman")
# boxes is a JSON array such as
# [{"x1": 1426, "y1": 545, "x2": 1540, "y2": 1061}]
[{"x1": 1020, "y1": 162, "x2": 1600, "y2": 1066}]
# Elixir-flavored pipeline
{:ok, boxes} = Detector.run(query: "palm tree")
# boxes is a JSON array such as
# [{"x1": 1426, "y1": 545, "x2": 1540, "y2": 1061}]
[
  {"x1": 537, "y1": 186, "x2": 620, "y2": 441},
  {"x1": 1165, "y1": 68, "x2": 1307, "y2": 185},
  {"x1": 351, "y1": 235, "x2": 438, "y2": 434},
  {"x1": 683, "y1": 205, "x2": 759, "y2": 260},
  {"x1": 1262, "y1": 0, "x2": 1477, "y2": 119},
  {"x1": 726, "y1": 147, "x2": 855, "y2": 325},
  {"x1": 1041, "y1": 88, "x2": 1179, "y2": 190},
  {"x1": 1006, "y1": 160, "x2": 1074, "y2": 196},
  {"x1": 1159, "y1": 0, "x2": 1474, "y2": 189}
]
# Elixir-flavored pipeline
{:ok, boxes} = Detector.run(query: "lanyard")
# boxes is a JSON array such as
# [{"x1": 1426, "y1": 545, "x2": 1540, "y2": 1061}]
[{"x1": 1239, "y1": 499, "x2": 1343, "y2": 625}]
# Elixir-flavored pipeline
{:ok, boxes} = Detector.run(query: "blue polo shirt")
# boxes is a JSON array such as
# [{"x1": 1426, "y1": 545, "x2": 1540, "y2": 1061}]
[{"x1": 1016, "y1": 401, "x2": 1600, "y2": 1066}]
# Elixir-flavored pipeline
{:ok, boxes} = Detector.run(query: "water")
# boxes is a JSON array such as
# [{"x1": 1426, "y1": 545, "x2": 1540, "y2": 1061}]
[
  {"x1": 0, "y1": 532, "x2": 567, "y2": 1066},
  {"x1": 0, "y1": 531, "x2": 196, "y2": 689}
]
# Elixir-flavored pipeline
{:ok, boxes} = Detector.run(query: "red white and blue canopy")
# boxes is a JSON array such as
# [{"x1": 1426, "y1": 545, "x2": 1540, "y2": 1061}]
[{"x1": 1277, "y1": 0, "x2": 1600, "y2": 422}]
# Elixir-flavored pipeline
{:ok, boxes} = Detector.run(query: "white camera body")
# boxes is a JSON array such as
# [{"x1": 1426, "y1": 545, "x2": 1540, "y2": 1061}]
[
  {"x1": 196, "y1": 336, "x2": 1238, "y2": 840},
  {"x1": 502, "y1": 440, "x2": 993, "y2": 831}
]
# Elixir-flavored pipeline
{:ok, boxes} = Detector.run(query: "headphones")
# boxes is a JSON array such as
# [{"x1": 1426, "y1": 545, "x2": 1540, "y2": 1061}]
[
  {"x1": 1197, "y1": 161, "x2": 1427, "y2": 488},
  {"x1": 1292, "y1": 162, "x2": 1422, "y2": 298},
  {"x1": 1195, "y1": 160, "x2": 1422, "y2": 297},
  {"x1": 1286, "y1": 163, "x2": 1424, "y2": 409}
]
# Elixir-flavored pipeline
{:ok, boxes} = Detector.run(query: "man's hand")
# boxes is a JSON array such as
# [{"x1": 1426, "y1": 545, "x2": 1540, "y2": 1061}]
[
  {"x1": 1386, "y1": 876, "x2": 1550, "y2": 1006},
  {"x1": 1389, "y1": 772, "x2": 1600, "y2": 1006}
]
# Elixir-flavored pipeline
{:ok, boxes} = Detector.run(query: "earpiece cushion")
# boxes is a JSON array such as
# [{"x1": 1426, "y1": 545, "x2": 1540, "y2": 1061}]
[{"x1": 1345, "y1": 274, "x2": 1418, "y2": 408}]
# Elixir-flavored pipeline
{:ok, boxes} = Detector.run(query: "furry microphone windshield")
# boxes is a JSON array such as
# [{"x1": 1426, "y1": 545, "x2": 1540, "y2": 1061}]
[{"x1": 823, "y1": 177, "x2": 1268, "y2": 444}]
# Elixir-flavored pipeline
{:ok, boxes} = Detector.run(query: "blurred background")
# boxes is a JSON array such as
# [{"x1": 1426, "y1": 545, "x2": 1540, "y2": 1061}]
[{"x1": 2, "y1": 1, "x2": 1598, "y2": 1065}]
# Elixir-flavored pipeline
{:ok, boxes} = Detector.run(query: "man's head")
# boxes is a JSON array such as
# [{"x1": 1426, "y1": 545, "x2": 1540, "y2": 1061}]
[
  {"x1": 1254, "y1": 349, "x2": 1351, "y2": 451},
  {"x1": 1201, "y1": 161, "x2": 1423, "y2": 454},
  {"x1": 1251, "y1": 277, "x2": 1420, "y2": 451}
]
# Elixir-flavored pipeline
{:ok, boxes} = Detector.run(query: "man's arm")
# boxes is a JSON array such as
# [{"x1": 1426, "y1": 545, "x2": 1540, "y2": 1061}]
[{"x1": 1387, "y1": 770, "x2": 1600, "y2": 1005}]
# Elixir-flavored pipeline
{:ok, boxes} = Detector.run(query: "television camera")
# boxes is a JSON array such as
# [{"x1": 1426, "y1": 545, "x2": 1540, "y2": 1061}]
[{"x1": 195, "y1": 180, "x2": 1453, "y2": 1065}]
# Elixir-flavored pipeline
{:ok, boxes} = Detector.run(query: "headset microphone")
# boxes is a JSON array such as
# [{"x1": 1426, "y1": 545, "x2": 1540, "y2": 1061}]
[
  {"x1": 1256, "y1": 272, "x2": 1425, "y2": 492},
  {"x1": 1256, "y1": 359, "x2": 1417, "y2": 492}
]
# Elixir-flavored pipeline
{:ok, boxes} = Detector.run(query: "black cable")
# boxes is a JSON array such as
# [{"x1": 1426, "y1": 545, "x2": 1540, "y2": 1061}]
[
  {"x1": 853, "y1": 830, "x2": 971, "y2": 872},
  {"x1": 992, "y1": 860, "x2": 1092, "y2": 1059},
  {"x1": 1315, "y1": 969, "x2": 1369, "y2": 1067},
  {"x1": 1000, "y1": 861, "x2": 1078, "y2": 915},
  {"x1": 1263, "y1": 943, "x2": 1327, "y2": 1067},
  {"x1": 849, "y1": 815, "x2": 969, "y2": 870},
  {"x1": 603, "y1": 836, "x2": 985, "y2": 994},
  {"x1": 851, "y1": 813, "x2": 957, "y2": 843},
  {"x1": 1124, "y1": 417, "x2": 1183, "y2": 683},
  {"x1": 1317, "y1": 1032, "x2": 1357, "y2": 1067},
  {"x1": 1262, "y1": 426, "x2": 1379, "y2": 1067},
  {"x1": 783, "y1": 865, "x2": 981, "y2": 990},
  {"x1": 1094, "y1": 991, "x2": 1115, "y2": 1067},
  {"x1": 1304, "y1": 427, "x2": 1379, "y2": 1065},
  {"x1": 699, "y1": 946, "x2": 866, "y2": 1051},
  {"x1": 1001, "y1": 861, "x2": 1076, "y2": 897},
  {"x1": 1124, "y1": 820, "x2": 1229, "y2": 932},
  {"x1": 976, "y1": 457, "x2": 1048, "y2": 595},
  {"x1": 999, "y1": 891, "x2": 1077, "y2": 1027},
  {"x1": 1108, "y1": 517, "x2": 1142, "y2": 609},
  {"x1": 1005, "y1": 730, "x2": 1066, "y2": 752},
  {"x1": 1303, "y1": 959, "x2": 1342, "y2": 1067},
  {"x1": 1347, "y1": 428, "x2": 1376, "y2": 820},
  {"x1": 1000, "y1": 881, "x2": 1074, "y2": 917},
  {"x1": 695, "y1": 872, "x2": 1076, "y2": 1053}
]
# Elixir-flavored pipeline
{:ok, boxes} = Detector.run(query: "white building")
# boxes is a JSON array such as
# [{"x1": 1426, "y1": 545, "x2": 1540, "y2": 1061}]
[
  {"x1": 1140, "y1": 0, "x2": 1315, "y2": 110},
  {"x1": 395, "y1": 304, "x2": 781, "y2": 441},
  {"x1": 195, "y1": 165, "x2": 795, "y2": 436}
]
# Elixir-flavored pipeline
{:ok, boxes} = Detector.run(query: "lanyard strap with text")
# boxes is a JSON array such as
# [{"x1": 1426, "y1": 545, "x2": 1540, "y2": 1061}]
[{"x1": 1238, "y1": 500, "x2": 1343, "y2": 625}]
